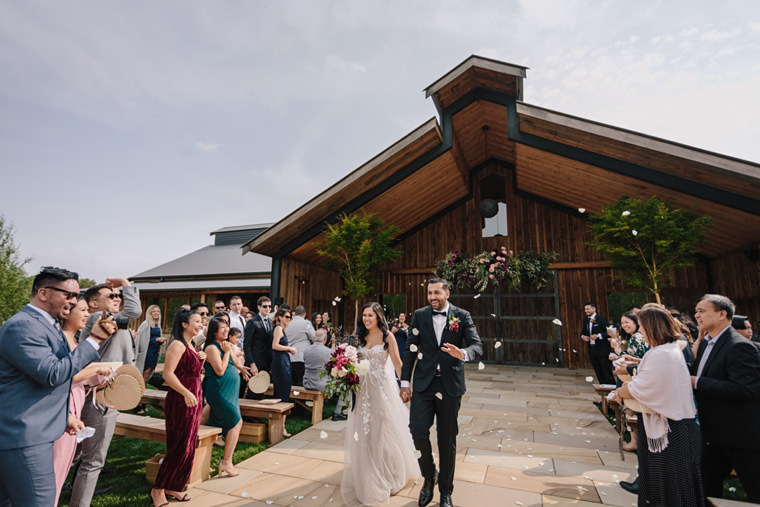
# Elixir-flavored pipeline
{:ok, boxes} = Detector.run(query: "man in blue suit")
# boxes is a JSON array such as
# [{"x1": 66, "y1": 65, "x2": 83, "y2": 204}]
[{"x1": 0, "y1": 267, "x2": 110, "y2": 507}]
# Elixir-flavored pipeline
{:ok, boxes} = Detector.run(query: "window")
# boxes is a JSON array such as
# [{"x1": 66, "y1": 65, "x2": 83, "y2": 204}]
[
  {"x1": 479, "y1": 172, "x2": 508, "y2": 238},
  {"x1": 482, "y1": 201, "x2": 508, "y2": 237}
]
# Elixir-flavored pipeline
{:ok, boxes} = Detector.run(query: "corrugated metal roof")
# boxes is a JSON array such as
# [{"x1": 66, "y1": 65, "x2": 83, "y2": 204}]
[
  {"x1": 133, "y1": 278, "x2": 270, "y2": 292},
  {"x1": 131, "y1": 244, "x2": 271, "y2": 279}
]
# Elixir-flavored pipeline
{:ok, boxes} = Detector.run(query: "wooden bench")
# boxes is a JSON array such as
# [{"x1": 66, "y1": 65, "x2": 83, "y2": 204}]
[
  {"x1": 262, "y1": 385, "x2": 325, "y2": 424},
  {"x1": 593, "y1": 383, "x2": 616, "y2": 415},
  {"x1": 114, "y1": 412, "x2": 221, "y2": 487},
  {"x1": 238, "y1": 398, "x2": 294, "y2": 445},
  {"x1": 141, "y1": 390, "x2": 293, "y2": 445}
]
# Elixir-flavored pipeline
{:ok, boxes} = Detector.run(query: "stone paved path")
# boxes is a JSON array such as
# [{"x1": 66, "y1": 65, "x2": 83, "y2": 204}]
[{"x1": 177, "y1": 365, "x2": 639, "y2": 506}]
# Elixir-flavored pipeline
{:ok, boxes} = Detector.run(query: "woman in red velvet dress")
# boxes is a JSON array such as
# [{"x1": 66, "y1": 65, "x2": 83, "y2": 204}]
[{"x1": 150, "y1": 309, "x2": 206, "y2": 507}]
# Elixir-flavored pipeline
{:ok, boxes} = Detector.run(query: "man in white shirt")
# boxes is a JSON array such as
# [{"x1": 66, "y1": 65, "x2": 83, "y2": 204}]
[{"x1": 228, "y1": 296, "x2": 246, "y2": 350}]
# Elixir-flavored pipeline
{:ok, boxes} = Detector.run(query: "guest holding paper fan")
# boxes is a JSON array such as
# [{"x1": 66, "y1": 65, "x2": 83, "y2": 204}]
[{"x1": 202, "y1": 317, "x2": 243, "y2": 477}]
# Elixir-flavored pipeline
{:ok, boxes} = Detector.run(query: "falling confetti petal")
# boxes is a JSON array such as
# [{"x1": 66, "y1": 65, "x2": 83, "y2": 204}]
[
  {"x1": 632, "y1": 230, "x2": 638, "y2": 236},
  {"x1": 478, "y1": 362, "x2": 485, "y2": 370},
  {"x1": 552, "y1": 318, "x2": 563, "y2": 326},
  {"x1": 585, "y1": 376, "x2": 593, "y2": 382},
  {"x1": 320, "y1": 431, "x2": 328, "y2": 439},
  {"x1": 412, "y1": 328, "x2": 419, "y2": 336},
  {"x1": 473, "y1": 293, "x2": 481, "y2": 299},
  {"x1": 572, "y1": 349, "x2": 578, "y2": 353},
  {"x1": 332, "y1": 301, "x2": 336, "y2": 306},
  {"x1": 354, "y1": 432, "x2": 359, "y2": 441},
  {"x1": 490, "y1": 313, "x2": 497, "y2": 318},
  {"x1": 409, "y1": 344, "x2": 418, "y2": 352},
  {"x1": 417, "y1": 353, "x2": 423, "y2": 360},
  {"x1": 494, "y1": 341, "x2": 502, "y2": 349},
  {"x1": 555, "y1": 358, "x2": 559, "y2": 362},
  {"x1": 293, "y1": 391, "x2": 300, "y2": 396},
  {"x1": 414, "y1": 450, "x2": 422, "y2": 459},
  {"x1": 622, "y1": 210, "x2": 631, "y2": 216},
  {"x1": 435, "y1": 392, "x2": 443, "y2": 399},
  {"x1": 729, "y1": 487, "x2": 737, "y2": 493},
  {"x1": 578, "y1": 207, "x2": 586, "y2": 213}
]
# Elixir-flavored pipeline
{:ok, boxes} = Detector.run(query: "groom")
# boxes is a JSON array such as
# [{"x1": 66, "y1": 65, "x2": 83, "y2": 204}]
[{"x1": 400, "y1": 278, "x2": 483, "y2": 507}]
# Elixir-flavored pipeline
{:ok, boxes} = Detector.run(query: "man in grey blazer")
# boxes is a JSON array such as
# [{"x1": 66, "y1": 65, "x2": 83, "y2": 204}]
[
  {"x1": 287, "y1": 305, "x2": 316, "y2": 387},
  {"x1": 0, "y1": 267, "x2": 110, "y2": 507},
  {"x1": 70, "y1": 278, "x2": 141, "y2": 507}
]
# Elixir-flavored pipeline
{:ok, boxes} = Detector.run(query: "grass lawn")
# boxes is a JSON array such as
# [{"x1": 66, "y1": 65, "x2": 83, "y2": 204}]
[{"x1": 58, "y1": 402, "x2": 336, "y2": 507}]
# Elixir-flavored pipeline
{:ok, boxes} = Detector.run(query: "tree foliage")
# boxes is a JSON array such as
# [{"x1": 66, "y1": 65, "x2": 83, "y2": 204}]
[
  {"x1": 0, "y1": 216, "x2": 33, "y2": 324},
  {"x1": 316, "y1": 212, "x2": 402, "y2": 327},
  {"x1": 588, "y1": 196, "x2": 712, "y2": 304},
  {"x1": 79, "y1": 278, "x2": 98, "y2": 289}
]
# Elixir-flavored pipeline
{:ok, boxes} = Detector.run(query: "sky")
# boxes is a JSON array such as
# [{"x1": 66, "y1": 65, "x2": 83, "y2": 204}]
[{"x1": 2, "y1": 0, "x2": 759, "y2": 282}]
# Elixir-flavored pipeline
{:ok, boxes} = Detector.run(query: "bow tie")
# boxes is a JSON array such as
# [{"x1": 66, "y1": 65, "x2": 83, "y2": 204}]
[{"x1": 433, "y1": 310, "x2": 447, "y2": 316}]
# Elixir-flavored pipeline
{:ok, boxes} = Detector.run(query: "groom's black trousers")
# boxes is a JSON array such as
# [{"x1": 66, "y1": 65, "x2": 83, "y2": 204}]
[{"x1": 409, "y1": 375, "x2": 461, "y2": 495}]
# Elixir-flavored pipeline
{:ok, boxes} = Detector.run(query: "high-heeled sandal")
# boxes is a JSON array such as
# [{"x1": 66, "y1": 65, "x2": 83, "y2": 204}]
[
  {"x1": 218, "y1": 460, "x2": 240, "y2": 477},
  {"x1": 166, "y1": 491, "x2": 191, "y2": 501}
]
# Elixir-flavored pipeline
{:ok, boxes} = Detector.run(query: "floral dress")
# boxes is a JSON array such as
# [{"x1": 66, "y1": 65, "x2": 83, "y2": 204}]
[{"x1": 626, "y1": 331, "x2": 649, "y2": 359}]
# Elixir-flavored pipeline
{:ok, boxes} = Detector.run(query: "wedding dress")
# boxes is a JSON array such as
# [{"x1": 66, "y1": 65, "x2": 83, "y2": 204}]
[{"x1": 341, "y1": 344, "x2": 419, "y2": 506}]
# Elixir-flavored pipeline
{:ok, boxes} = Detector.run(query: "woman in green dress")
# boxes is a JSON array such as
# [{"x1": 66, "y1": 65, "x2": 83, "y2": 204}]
[{"x1": 203, "y1": 317, "x2": 242, "y2": 476}]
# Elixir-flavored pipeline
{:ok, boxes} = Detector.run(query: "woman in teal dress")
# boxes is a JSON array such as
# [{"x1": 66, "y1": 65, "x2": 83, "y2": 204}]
[{"x1": 202, "y1": 317, "x2": 242, "y2": 477}]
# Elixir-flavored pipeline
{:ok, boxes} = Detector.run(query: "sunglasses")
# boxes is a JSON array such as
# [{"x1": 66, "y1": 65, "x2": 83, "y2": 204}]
[
  {"x1": 44, "y1": 286, "x2": 79, "y2": 300},
  {"x1": 215, "y1": 306, "x2": 225, "y2": 310},
  {"x1": 261, "y1": 304, "x2": 271, "y2": 308},
  {"x1": 197, "y1": 312, "x2": 209, "y2": 317},
  {"x1": 283, "y1": 315, "x2": 292, "y2": 320},
  {"x1": 107, "y1": 293, "x2": 122, "y2": 300}
]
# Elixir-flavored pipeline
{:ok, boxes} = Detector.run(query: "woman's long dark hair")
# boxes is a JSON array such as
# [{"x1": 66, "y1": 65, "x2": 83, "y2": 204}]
[
  {"x1": 356, "y1": 302, "x2": 390, "y2": 350},
  {"x1": 171, "y1": 309, "x2": 198, "y2": 348},
  {"x1": 618, "y1": 312, "x2": 639, "y2": 340},
  {"x1": 204, "y1": 317, "x2": 228, "y2": 349}
]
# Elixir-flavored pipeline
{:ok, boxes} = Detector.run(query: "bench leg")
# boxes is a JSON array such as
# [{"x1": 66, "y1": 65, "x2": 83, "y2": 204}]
[
  {"x1": 187, "y1": 434, "x2": 217, "y2": 487},
  {"x1": 268, "y1": 417, "x2": 285, "y2": 445},
  {"x1": 311, "y1": 397, "x2": 324, "y2": 425}
]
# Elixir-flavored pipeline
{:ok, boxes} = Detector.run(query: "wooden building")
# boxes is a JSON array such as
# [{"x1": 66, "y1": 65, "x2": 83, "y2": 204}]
[
  {"x1": 243, "y1": 56, "x2": 760, "y2": 368},
  {"x1": 131, "y1": 223, "x2": 272, "y2": 331}
]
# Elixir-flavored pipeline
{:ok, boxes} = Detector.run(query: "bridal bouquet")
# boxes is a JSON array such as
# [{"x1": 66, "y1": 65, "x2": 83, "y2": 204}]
[{"x1": 321, "y1": 343, "x2": 370, "y2": 406}]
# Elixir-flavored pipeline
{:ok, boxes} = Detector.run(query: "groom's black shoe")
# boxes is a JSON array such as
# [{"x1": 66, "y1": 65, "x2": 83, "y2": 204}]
[
  {"x1": 418, "y1": 473, "x2": 437, "y2": 507},
  {"x1": 439, "y1": 493, "x2": 453, "y2": 507}
]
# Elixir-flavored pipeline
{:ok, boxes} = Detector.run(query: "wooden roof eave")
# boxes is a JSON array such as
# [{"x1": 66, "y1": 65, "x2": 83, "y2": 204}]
[{"x1": 242, "y1": 117, "x2": 443, "y2": 257}]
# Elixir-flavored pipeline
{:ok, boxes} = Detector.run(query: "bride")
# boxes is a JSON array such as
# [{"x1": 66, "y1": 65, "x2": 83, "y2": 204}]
[{"x1": 341, "y1": 302, "x2": 419, "y2": 506}]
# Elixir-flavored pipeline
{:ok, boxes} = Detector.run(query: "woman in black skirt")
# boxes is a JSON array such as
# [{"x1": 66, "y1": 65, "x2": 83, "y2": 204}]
[{"x1": 612, "y1": 304, "x2": 703, "y2": 507}]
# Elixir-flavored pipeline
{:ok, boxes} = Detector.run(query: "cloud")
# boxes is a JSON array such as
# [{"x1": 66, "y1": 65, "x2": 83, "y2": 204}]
[
  {"x1": 701, "y1": 28, "x2": 742, "y2": 41},
  {"x1": 195, "y1": 142, "x2": 220, "y2": 153},
  {"x1": 680, "y1": 27, "x2": 699, "y2": 36}
]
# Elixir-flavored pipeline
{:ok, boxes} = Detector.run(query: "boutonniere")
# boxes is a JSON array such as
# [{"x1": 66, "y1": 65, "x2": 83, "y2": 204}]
[
  {"x1": 448, "y1": 315, "x2": 460, "y2": 333},
  {"x1": 591, "y1": 317, "x2": 596, "y2": 324}
]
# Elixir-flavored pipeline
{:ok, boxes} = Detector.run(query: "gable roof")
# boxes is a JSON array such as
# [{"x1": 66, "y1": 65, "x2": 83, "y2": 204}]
[{"x1": 243, "y1": 55, "x2": 760, "y2": 262}]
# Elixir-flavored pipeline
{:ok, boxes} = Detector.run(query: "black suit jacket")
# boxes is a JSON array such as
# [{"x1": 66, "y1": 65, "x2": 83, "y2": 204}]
[
  {"x1": 401, "y1": 304, "x2": 483, "y2": 397},
  {"x1": 244, "y1": 314, "x2": 272, "y2": 372},
  {"x1": 692, "y1": 326, "x2": 760, "y2": 449},
  {"x1": 582, "y1": 314, "x2": 610, "y2": 348}
]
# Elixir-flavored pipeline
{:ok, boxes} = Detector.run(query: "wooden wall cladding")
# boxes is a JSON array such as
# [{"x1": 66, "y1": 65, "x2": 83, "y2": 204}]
[{"x1": 708, "y1": 247, "x2": 760, "y2": 326}]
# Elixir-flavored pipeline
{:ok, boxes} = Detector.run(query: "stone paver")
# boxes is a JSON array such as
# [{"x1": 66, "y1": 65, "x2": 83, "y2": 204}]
[{"x1": 182, "y1": 365, "x2": 639, "y2": 506}]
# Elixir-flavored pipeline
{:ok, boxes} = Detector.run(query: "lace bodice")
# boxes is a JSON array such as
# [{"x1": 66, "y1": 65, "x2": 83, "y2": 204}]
[{"x1": 357, "y1": 345, "x2": 392, "y2": 435}]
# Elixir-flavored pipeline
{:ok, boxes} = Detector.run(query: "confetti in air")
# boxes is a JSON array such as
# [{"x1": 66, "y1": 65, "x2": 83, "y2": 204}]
[
  {"x1": 632, "y1": 230, "x2": 638, "y2": 236},
  {"x1": 473, "y1": 293, "x2": 481, "y2": 299},
  {"x1": 435, "y1": 392, "x2": 443, "y2": 400},
  {"x1": 577, "y1": 208, "x2": 586, "y2": 213},
  {"x1": 409, "y1": 344, "x2": 418, "y2": 352},
  {"x1": 494, "y1": 341, "x2": 502, "y2": 349},
  {"x1": 412, "y1": 328, "x2": 419, "y2": 335},
  {"x1": 414, "y1": 450, "x2": 422, "y2": 459},
  {"x1": 332, "y1": 301, "x2": 337, "y2": 306},
  {"x1": 585, "y1": 376, "x2": 594, "y2": 382},
  {"x1": 622, "y1": 210, "x2": 631, "y2": 216},
  {"x1": 320, "y1": 431, "x2": 328, "y2": 439},
  {"x1": 478, "y1": 362, "x2": 485, "y2": 370},
  {"x1": 572, "y1": 349, "x2": 578, "y2": 353},
  {"x1": 417, "y1": 353, "x2": 423, "y2": 360},
  {"x1": 293, "y1": 391, "x2": 300, "y2": 396},
  {"x1": 491, "y1": 313, "x2": 497, "y2": 318},
  {"x1": 552, "y1": 318, "x2": 563, "y2": 326}
]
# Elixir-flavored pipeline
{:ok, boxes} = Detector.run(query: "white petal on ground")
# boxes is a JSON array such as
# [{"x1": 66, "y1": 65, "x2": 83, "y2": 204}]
[
  {"x1": 312, "y1": 496, "x2": 319, "y2": 500},
  {"x1": 552, "y1": 318, "x2": 563, "y2": 326},
  {"x1": 320, "y1": 431, "x2": 328, "y2": 439},
  {"x1": 409, "y1": 344, "x2": 418, "y2": 352},
  {"x1": 241, "y1": 492, "x2": 248, "y2": 498},
  {"x1": 435, "y1": 392, "x2": 443, "y2": 399},
  {"x1": 354, "y1": 432, "x2": 359, "y2": 441},
  {"x1": 585, "y1": 376, "x2": 594, "y2": 382},
  {"x1": 478, "y1": 362, "x2": 485, "y2": 370}
]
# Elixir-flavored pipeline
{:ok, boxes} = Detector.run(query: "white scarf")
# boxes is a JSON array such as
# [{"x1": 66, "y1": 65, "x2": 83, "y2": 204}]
[{"x1": 626, "y1": 341, "x2": 696, "y2": 453}]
